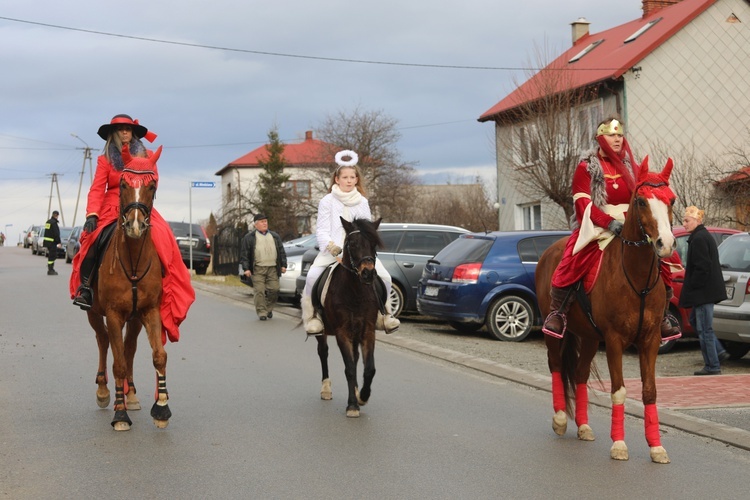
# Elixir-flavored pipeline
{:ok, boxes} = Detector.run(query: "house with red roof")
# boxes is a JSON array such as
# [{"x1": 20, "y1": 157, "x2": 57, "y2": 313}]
[
  {"x1": 479, "y1": 0, "x2": 749, "y2": 230},
  {"x1": 215, "y1": 130, "x2": 336, "y2": 233}
]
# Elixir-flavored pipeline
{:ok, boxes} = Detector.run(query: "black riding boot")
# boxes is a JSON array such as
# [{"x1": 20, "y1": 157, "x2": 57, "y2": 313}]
[
  {"x1": 72, "y1": 254, "x2": 96, "y2": 310},
  {"x1": 542, "y1": 286, "x2": 574, "y2": 339},
  {"x1": 660, "y1": 287, "x2": 681, "y2": 341}
]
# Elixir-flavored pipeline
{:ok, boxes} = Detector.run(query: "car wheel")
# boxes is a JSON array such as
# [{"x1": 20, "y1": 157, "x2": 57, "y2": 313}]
[
  {"x1": 449, "y1": 321, "x2": 483, "y2": 333},
  {"x1": 486, "y1": 295, "x2": 534, "y2": 342},
  {"x1": 65, "y1": 252, "x2": 72, "y2": 264},
  {"x1": 195, "y1": 266, "x2": 207, "y2": 275},
  {"x1": 32, "y1": 247, "x2": 37, "y2": 255},
  {"x1": 723, "y1": 341, "x2": 750, "y2": 360},
  {"x1": 388, "y1": 283, "x2": 405, "y2": 318}
]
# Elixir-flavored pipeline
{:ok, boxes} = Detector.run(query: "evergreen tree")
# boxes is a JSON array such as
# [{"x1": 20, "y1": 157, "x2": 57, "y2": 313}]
[{"x1": 256, "y1": 128, "x2": 294, "y2": 237}]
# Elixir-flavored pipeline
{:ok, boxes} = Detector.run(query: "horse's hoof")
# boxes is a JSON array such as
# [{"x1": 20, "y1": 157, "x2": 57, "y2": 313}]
[
  {"x1": 346, "y1": 408, "x2": 360, "y2": 418},
  {"x1": 610, "y1": 441, "x2": 629, "y2": 461},
  {"x1": 150, "y1": 402, "x2": 172, "y2": 422},
  {"x1": 552, "y1": 410, "x2": 567, "y2": 436},
  {"x1": 650, "y1": 446, "x2": 670, "y2": 464},
  {"x1": 355, "y1": 387, "x2": 368, "y2": 406},
  {"x1": 96, "y1": 393, "x2": 111, "y2": 409},
  {"x1": 320, "y1": 378, "x2": 332, "y2": 400},
  {"x1": 577, "y1": 424, "x2": 595, "y2": 441},
  {"x1": 153, "y1": 419, "x2": 170, "y2": 429},
  {"x1": 127, "y1": 396, "x2": 141, "y2": 411},
  {"x1": 113, "y1": 421, "x2": 131, "y2": 431}
]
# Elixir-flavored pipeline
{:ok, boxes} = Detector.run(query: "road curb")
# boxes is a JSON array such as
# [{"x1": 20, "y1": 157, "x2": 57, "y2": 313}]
[{"x1": 192, "y1": 278, "x2": 750, "y2": 451}]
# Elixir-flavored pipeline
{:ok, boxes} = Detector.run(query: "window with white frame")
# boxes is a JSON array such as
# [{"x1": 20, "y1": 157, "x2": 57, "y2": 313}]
[
  {"x1": 287, "y1": 180, "x2": 311, "y2": 199},
  {"x1": 576, "y1": 101, "x2": 603, "y2": 150},
  {"x1": 517, "y1": 124, "x2": 540, "y2": 165},
  {"x1": 520, "y1": 203, "x2": 542, "y2": 230}
]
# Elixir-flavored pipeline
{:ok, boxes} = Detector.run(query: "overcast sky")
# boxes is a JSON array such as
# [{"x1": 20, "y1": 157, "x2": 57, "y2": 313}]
[{"x1": 0, "y1": 0, "x2": 641, "y2": 244}]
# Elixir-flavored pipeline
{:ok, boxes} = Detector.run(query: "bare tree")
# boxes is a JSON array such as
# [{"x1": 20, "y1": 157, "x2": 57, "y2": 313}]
[
  {"x1": 495, "y1": 42, "x2": 599, "y2": 224},
  {"x1": 404, "y1": 179, "x2": 498, "y2": 231},
  {"x1": 710, "y1": 130, "x2": 750, "y2": 228},
  {"x1": 315, "y1": 106, "x2": 418, "y2": 220}
]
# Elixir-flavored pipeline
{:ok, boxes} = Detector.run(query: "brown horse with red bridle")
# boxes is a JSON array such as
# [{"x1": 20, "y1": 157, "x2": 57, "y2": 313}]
[
  {"x1": 536, "y1": 157, "x2": 676, "y2": 463},
  {"x1": 87, "y1": 145, "x2": 171, "y2": 431}
]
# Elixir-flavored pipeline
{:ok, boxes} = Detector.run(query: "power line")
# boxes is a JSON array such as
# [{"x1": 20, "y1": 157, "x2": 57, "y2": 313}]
[{"x1": 0, "y1": 16, "x2": 619, "y2": 72}]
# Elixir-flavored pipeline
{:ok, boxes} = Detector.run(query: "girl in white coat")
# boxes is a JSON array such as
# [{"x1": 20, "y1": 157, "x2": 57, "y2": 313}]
[{"x1": 302, "y1": 150, "x2": 400, "y2": 335}]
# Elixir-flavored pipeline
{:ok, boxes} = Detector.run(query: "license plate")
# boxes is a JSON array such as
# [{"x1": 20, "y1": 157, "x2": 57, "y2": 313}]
[
  {"x1": 424, "y1": 286, "x2": 439, "y2": 297},
  {"x1": 726, "y1": 286, "x2": 735, "y2": 300}
]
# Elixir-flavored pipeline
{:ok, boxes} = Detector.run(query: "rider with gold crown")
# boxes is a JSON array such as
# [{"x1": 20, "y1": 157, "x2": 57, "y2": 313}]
[{"x1": 542, "y1": 117, "x2": 681, "y2": 342}]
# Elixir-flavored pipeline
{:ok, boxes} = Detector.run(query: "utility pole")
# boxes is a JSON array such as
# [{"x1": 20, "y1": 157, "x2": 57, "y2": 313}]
[
  {"x1": 47, "y1": 173, "x2": 65, "y2": 225},
  {"x1": 71, "y1": 133, "x2": 94, "y2": 227}
]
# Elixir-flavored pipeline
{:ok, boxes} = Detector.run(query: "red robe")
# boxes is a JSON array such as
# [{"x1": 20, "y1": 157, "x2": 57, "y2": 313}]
[{"x1": 70, "y1": 152, "x2": 195, "y2": 344}]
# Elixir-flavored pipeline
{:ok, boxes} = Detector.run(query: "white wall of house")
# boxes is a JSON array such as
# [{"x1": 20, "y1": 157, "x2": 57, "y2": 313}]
[{"x1": 625, "y1": 0, "x2": 749, "y2": 160}]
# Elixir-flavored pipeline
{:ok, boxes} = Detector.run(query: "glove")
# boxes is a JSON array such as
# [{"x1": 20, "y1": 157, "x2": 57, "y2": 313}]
[
  {"x1": 83, "y1": 215, "x2": 98, "y2": 233},
  {"x1": 326, "y1": 241, "x2": 342, "y2": 257},
  {"x1": 608, "y1": 220, "x2": 623, "y2": 236}
]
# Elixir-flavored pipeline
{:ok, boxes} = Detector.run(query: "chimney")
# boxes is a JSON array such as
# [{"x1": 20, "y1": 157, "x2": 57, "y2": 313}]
[
  {"x1": 305, "y1": 130, "x2": 313, "y2": 141},
  {"x1": 642, "y1": 1, "x2": 681, "y2": 17},
  {"x1": 570, "y1": 18, "x2": 591, "y2": 45}
]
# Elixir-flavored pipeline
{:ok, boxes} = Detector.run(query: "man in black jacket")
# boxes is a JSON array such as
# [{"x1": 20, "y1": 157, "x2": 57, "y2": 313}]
[
  {"x1": 44, "y1": 210, "x2": 62, "y2": 276},
  {"x1": 239, "y1": 214, "x2": 287, "y2": 320},
  {"x1": 678, "y1": 206, "x2": 728, "y2": 375}
]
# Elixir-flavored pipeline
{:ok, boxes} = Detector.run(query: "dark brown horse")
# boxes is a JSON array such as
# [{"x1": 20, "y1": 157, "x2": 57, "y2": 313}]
[
  {"x1": 536, "y1": 157, "x2": 676, "y2": 463},
  {"x1": 316, "y1": 217, "x2": 383, "y2": 417},
  {"x1": 87, "y1": 146, "x2": 170, "y2": 431}
]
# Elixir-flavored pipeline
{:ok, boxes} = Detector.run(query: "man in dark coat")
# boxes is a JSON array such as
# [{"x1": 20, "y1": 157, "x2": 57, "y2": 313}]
[
  {"x1": 239, "y1": 214, "x2": 287, "y2": 320},
  {"x1": 678, "y1": 206, "x2": 728, "y2": 375},
  {"x1": 44, "y1": 210, "x2": 62, "y2": 276}
]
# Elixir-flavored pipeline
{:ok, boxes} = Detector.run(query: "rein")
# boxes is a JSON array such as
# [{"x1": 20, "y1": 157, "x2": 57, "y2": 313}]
[
  {"x1": 616, "y1": 180, "x2": 669, "y2": 337},
  {"x1": 117, "y1": 201, "x2": 155, "y2": 320}
]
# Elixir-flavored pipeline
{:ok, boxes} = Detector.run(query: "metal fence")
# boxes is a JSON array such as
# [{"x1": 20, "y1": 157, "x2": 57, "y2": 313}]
[{"x1": 211, "y1": 226, "x2": 245, "y2": 275}]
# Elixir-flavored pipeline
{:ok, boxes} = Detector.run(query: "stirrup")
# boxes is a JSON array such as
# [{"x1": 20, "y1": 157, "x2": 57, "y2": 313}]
[
  {"x1": 305, "y1": 316, "x2": 324, "y2": 336},
  {"x1": 73, "y1": 287, "x2": 93, "y2": 311},
  {"x1": 542, "y1": 311, "x2": 566, "y2": 339},
  {"x1": 660, "y1": 313, "x2": 682, "y2": 342}
]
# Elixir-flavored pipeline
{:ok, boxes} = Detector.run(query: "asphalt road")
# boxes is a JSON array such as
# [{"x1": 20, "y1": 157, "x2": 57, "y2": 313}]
[{"x1": 2, "y1": 246, "x2": 750, "y2": 498}]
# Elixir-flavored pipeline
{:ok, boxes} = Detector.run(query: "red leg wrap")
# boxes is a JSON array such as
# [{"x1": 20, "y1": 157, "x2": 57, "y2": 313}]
[
  {"x1": 611, "y1": 403, "x2": 625, "y2": 442},
  {"x1": 552, "y1": 372, "x2": 565, "y2": 413},
  {"x1": 575, "y1": 384, "x2": 589, "y2": 426},
  {"x1": 644, "y1": 404, "x2": 662, "y2": 447}
]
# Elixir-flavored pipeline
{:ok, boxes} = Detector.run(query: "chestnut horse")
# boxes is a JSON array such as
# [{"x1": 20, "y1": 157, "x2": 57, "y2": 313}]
[
  {"x1": 87, "y1": 146, "x2": 171, "y2": 431},
  {"x1": 315, "y1": 217, "x2": 383, "y2": 417},
  {"x1": 535, "y1": 157, "x2": 676, "y2": 463}
]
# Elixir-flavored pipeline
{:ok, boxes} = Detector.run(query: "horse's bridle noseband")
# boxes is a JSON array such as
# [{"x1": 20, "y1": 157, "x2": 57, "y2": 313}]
[
  {"x1": 121, "y1": 201, "x2": 152, "y2": 227},
  {"x1": 340, "y1": 229, "x2": 377, "y2": 276}
]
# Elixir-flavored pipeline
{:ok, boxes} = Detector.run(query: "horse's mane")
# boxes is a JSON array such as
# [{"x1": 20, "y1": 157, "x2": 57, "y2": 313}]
[{"x1": 350, "y1": 218, "x2": 384, "y2": 250}]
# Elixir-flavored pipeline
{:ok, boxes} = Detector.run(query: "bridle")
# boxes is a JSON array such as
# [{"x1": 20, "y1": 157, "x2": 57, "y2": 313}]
[
  {"x1": 616, "y1": 180, "x2": 672, "y2": 336},
  {"x1": 339, "y1": 229, "x2": 377, "y2": 277},
  {"x1": 117, "y1": 193, "x2": 155, "y2": 320}
]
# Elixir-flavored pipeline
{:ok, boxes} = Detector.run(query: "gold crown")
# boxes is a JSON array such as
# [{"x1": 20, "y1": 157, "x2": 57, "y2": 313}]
[{"x1": 596, "y1": 119, "x2": 624, "y2": 137}]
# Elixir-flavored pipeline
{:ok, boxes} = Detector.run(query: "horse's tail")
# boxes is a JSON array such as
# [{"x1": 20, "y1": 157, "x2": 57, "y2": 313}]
[{"x1": 560, "y1": 335, "x2": 578, "y2": 417}]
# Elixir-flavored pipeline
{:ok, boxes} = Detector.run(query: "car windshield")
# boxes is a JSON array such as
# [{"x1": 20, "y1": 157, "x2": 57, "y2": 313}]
[
  {"x1": 169, "y1": 222, "x2": 203, "y2": 238},
  {"x1": 60, "y1": 227, "x2": 73, "y2": 240},
  {"x1": 719, "y1": 234, "x2": 750, "y2": 271}
]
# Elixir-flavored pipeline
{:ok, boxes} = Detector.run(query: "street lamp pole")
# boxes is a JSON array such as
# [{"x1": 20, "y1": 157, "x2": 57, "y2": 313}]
[{"x1": 71, "y1": 133, "x2": 93, "y2": 228}]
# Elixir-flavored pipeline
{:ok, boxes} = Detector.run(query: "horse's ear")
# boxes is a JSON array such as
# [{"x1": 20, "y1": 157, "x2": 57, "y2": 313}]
[
  {"x1": 340, "y1": 217, "x2": 353, "y2": 232},
  {"x1": 150, "y1": 145, "x2": 163, "y2": 164},
  {"x1": 660, "y1": 157, "x2": 674, "y2": 181},
  {"x1": 373, "y1": 217, "x2": 382, "y2": 230},
  {"x1": 638, "y1": 155, "x2": 650, "y2": 180}
]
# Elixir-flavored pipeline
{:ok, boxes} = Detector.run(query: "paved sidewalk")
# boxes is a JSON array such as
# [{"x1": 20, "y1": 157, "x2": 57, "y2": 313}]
[{"x1": 192, "y1": 277, "x2": 750, "y2": 452}]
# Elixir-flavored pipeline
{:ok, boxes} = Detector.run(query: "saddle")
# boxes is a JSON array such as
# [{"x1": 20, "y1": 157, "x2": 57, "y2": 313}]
[{"x1": 310, "y1": 263, "x2": 387, "y2": 315}]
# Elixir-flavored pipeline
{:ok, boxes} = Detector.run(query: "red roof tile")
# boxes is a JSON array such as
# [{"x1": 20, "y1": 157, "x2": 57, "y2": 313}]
[{"x1": 478, "y1": 0, "x2": 716, "y2": 122}]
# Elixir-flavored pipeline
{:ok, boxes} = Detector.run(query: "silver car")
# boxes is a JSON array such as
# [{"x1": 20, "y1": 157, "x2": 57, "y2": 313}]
[{"x1": 712, "y1": 232, "x2": 750, "y2": 359}]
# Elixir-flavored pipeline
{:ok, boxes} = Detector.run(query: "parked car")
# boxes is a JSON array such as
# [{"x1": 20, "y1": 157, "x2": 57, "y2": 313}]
[
  {"x1": 168, "y1": 221, "x2": 211, "y2": 275},
  {"x1": 31, "y1": 226, "x2": 45, "y2": 255},
  {"x1": 417, "y1": 231, "x2": 570, "y2": 342},
  {"x1": 711, "y1": 232, "x2": 750, "y2": 360},
  {"x1": 35, "y1": 226, "x2": 73, "y2": 258},
  {"x1": 65, "y1": 226, "x2": 83, "y2": 263},
  {"x1": 24, "y1": 225, "x2": 41, "y2": 249},
  {"x1": 295, "y1": 223, "x2": 470, "y2": 317},
  {"x1": 239, "y1": 234, "x2": 317, "y2": 304},
  {"x1": 660, "y1": 225, "x2": 740, "y2": 354}
]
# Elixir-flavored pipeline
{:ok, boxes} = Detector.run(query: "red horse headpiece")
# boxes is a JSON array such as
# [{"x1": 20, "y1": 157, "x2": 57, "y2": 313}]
[
  {"x1": 635, "y1": 156, "x2": 676, "y2": 205},
  {"x1": 121, "y1": 143, "x2": 161, "y2": 188}
]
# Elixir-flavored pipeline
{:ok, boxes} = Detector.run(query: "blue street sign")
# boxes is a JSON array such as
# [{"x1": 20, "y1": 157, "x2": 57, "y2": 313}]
[{"x1": 191, "y1": 181, "x2": 216, "y2": 188}]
